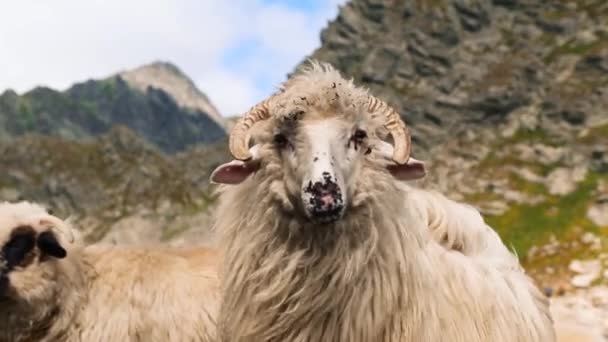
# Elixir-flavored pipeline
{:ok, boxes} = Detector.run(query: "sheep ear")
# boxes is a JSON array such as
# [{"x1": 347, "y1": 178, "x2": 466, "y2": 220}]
[
  {"x1": 37, "y1": 231, "x2": 67, "y2": 259},
  {"x1": 386, "y1": 157, "x2": 426, "y2": 181},
  {"x1": 210, "y1": 159, "x2": 260, "y2": 185}
]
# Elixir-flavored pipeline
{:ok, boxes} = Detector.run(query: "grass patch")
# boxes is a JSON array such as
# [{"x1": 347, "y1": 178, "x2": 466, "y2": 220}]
[
  {"x1": 485, "y1": 172, "x2": 600, "y2": 259},
  {"x1": 414, "y1": 0, "x2": 446, "y2": 10},
  {"x1": 475, "y1": 126, "x2": 564, "y2": 174},
  {"x1": 579, "y1": 123, "x2": 608, "y2": 145},
  {"x1": 18, "y1": 102, "x2": 36, "y2": 130},
  {"x1": 161, "y1": 222, "x2": 190, "y2": 241},
  {"x1": 545, "y1": 38, "x2": 605, "y2": 63},
  {"x1": 507, "y1": 127, "x2": 558, "y2": 145}
]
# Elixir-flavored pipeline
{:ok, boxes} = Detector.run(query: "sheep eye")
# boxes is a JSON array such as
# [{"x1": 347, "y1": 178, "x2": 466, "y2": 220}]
[
  {"x1": 273, "y1": 134, "x2": 288, "y2": 148},
  {"x1": 353, "y1": 129, "x2": 367, "y2": 140},
  {"x1": 349, "y1": 129, "x2": 368, "y2": 151}
]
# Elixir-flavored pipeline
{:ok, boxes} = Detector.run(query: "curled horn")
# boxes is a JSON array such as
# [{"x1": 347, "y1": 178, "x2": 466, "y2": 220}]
[
  {"x1": 229, "y1": 98, "x2": 273, "y2": 160},
  {"x1": 367, "y1": 96, "x2": 411, "y2": 164}
]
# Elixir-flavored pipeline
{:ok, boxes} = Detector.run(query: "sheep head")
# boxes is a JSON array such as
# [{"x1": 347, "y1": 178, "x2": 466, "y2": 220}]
[
  {"x1": 0, "y1": 201, "x2": 71, "y2": 302},
  {"x1": 211, "y1": 61, "x2": 426, "y2": 224}
]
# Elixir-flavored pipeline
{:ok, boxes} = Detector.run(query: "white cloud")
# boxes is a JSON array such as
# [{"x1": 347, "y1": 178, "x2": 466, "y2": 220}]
[{"x1": 0, "y1": 0, "x2": 346, "y2": 116}]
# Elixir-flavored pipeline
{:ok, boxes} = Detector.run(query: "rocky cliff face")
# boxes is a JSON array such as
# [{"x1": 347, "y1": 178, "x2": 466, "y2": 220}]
[
  {"x1": 0, "y1": 62, "x2": 227, "y2": 153},
  {"x1": 0, "y1": 61, "x2": 231, "y2": 244},
  {"x1": 300, "y1": 0, "x2": 608, "y2": 287},
  {"x1": 0, "y1": 128, "x2": 228, "y2": 245},
  {"x1": 305, "y1": 0, "x2": 607, "y2": 153}
]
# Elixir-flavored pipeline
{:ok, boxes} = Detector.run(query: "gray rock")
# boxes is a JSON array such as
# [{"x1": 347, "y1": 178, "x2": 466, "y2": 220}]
[
  {"x1": 546, "y1": 166, "x2": 588, "y2": 196},
  {"x1": 587, "y1": 198, "x2": 608, "y2": 227},
  {"x1": 361, "y1": 48, "x2": 400, "y2": 84},
  {"x1": 453, "y1": 0, "x2": 490, "y2": 32},
  {"x1": 0, "y1": 188, "x2": 21, "y2": 201},
  {"x1": 561, "y1": 109, "x2": 587, "y2": 125},
  {"x1": 569, "y1": 259, "x2": 601, "y2": 288},
  {"x1": 591, "y1": 147, "x2": 608, "y2": 173}
]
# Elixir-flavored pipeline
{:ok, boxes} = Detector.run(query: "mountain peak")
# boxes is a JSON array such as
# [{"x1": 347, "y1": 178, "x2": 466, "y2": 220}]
[{"x1": 119, "y1": 61, "x2": 226, "y2": 129}]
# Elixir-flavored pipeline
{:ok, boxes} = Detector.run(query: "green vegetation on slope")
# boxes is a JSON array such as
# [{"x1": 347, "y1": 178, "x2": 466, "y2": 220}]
[{"x1": 486, "y1": 172, "x2": 602, "y2": 258}]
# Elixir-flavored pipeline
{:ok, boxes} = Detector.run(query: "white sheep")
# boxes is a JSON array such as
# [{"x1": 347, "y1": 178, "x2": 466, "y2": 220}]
[
  {"x1": 210, "y1": 60, "x2": 556, "y2": 342},
  {"x1": 0, "y1": 201, "x2": 219, "y2": 342}
]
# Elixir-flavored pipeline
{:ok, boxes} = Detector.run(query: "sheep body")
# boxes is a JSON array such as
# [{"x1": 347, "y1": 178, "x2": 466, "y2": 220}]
[
  {"x1": 215, "y1": 173, "x2": 554, "y2": 341},
  {"x1": 212, "y1": 61, "x2": 555, "y2": 342},
  {"x1": 0, "y1": 201, "x2": 218, "y2": 342}
]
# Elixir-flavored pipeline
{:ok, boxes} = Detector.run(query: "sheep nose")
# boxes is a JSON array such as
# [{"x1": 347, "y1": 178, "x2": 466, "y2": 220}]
[
  {"x1": 306, "y1": 180, "x2": 344, "y2": 222},
  {"x1": 314, "y1": 189, "x2": 339, "y2": 211}
]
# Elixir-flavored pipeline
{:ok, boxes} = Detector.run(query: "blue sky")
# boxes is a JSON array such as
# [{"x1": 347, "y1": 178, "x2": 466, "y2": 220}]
[{"x1": 0, "y1": 0, "x2": 346, "y2": 116}]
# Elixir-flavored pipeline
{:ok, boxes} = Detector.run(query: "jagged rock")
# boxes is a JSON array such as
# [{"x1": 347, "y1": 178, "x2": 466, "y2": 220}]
[
  {"x1": 571, "y1": 273, "x2": 600, "y2": 288},
  {"x1": 512, "y1": 144, "x2": 566, "y2": 166},
  {"x1": 560, "y1": 109, "x2": 587, "y2": 125},
  {"x1": 453, "y1": 0, "x2": 490, "y2": 32},
  {"x1": 546, "y1": 166, "x2": 588, "y2": 196},
  {"x1": 361, "y1": 47, "x2": 400, "y2": 84},
  {"x1": 569, "y1": 259, "x2": 601, "y2": 275},
  {"x1": 469, "y1": 91, "x2": 529, "y2": 121},
  {"x1": 587, "y1": 198, "x2": 608, "y2": 227},
  {"x1": 0, "y1": 188, "x2": 21, "y2": 201},
  {"x1": 581, "y1": 232, "x2": 599, "y2": 245},
  {"x1": 569, "y1": 259, "x2": 601, "y2": 288},
  {"x1": 591, "y1": 147, "x2": 608, "y2": 173},
  {"x1": 478, "y1": 200, "x2": 509, "y2": 216},
  {"x1": 551, "y1": 292, "x2": 607, "y2": 341},
  {"x1": 120, "y1": 62, "x2": 225, "y2": 127},
  {"x1": 509, "y1": 167, "x2": 545, "y2": 183}
]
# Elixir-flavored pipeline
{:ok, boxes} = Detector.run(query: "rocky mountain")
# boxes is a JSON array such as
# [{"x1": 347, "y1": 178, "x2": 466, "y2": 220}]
[
  {"x1": 0, "y1": 61, "x2": 232, "y2": 245},
  {"x1": 0, "y1": 61, "x2": 227, "y2": 153},
  {"x1": 119, "y1": 62, "x2": 225, "y2": 128},
  {"x1": 0, "y1": 127, "x2": 228, "y2": 246}
]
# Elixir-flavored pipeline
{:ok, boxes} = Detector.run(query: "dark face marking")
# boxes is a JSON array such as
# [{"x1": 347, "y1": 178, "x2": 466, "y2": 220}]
[
  {"x1": 274, "y1": 133, "x2": 289, "y2": 149},
  {"x1": 348, "y1": 129, "x2": 367, "y2": 151},
  {"x1": 0, "y1": 227, "x2": 67, "y2": 295},
  {"x1": 0, "y1": 226, "x2": 37, "y2": 297},
  {"x1": 2, "y1": 226, "x2": 36, "y2": 272},
  {"x1": 37, "y1": 231, "x2": 67, "y2": 259}
]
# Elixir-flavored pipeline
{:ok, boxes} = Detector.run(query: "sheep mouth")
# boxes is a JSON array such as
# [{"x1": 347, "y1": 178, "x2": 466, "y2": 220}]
[{"x1": 307, "y1": 205, "x2": 345, "y2": 224}]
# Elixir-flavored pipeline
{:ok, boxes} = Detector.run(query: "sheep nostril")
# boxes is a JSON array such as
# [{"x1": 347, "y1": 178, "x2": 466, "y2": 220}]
[{"x1": 318, "y1": 194, "x2": 336, "y2": 209}]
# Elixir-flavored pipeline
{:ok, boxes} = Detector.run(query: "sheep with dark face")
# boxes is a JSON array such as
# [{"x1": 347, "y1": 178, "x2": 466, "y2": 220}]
[
  {"x1": 210, "y1": 60, "x2": 556, "y2": 342},
  {"x1": 0, "y1": 201, "x2": 218, "y2": 342}
]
